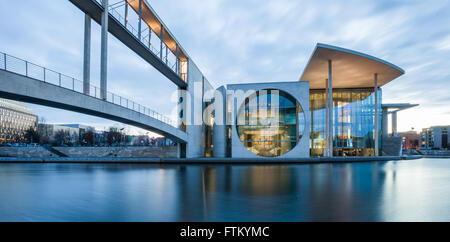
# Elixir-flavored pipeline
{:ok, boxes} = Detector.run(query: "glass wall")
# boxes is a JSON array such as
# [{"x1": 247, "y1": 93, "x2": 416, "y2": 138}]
[
  {"x1": 310, "y1": 88, "x2": 381, "y2": 157},
  {"x1": 203, "y1": 77, "x2": 215, "y2": 157},
  {"x1": 236, "y1": 89, "x2": 305, "y2": 157}
]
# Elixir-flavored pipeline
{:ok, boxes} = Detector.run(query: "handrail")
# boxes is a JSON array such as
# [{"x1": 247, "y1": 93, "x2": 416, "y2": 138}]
[
  {"x1": 0, "y1": 51, "x2": 178, "y2": 128},
  {"x1": 108, "y1": 3, "x2": 181, "y2": 76}
]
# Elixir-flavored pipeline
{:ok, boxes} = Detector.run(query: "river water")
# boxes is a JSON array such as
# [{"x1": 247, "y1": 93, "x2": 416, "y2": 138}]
[{"x1": 0, "y1": 158, "x2": 449, "y2": 221}]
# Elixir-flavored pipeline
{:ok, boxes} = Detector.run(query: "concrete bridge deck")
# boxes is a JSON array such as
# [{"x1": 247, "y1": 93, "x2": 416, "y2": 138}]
[{"x1": 0, "y1": 68, "x2": 187, "y2": 143}]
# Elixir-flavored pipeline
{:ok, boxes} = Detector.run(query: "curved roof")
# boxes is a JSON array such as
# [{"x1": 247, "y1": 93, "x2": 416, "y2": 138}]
[{"x1": 300, "y1": 43, "x2": 405, "y2": 89}]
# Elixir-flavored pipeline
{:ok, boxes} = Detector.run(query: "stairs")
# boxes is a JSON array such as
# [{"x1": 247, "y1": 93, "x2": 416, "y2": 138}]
[{"x1": 382, "y1": 136, "x2": 403, "y2": 156}]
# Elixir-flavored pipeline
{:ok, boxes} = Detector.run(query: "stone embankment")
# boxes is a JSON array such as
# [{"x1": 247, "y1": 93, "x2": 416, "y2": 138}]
[
  {"x1": 0, "y1": 147, "x2": 56, "y2": 158},
  {"x1": 0, "y1": 146, "x2": 177, "y2": 158}
]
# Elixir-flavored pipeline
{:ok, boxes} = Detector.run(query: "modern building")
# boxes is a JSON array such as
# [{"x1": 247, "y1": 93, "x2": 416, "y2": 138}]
[
  {"x1": 398, "y1": 130, "x2": 420, "y2": 150},
  {"x1": 1, "y1": 0, "x2": 417, "y2": 159},
  {"x1": 200, "y1": 43, "x2": 418, "y2": 158},
  {"x1": 420, "y1": 126, "x2": 449, "y2": 150},
  {"x1": 0, "y1": 98, "x2": 38, "y2": 144},
  {"x1": 38, "y1": 123, "x2": 80, "y2": 145},
  {"x1": 59, "y1": 124, "x2": 95, "y2": 132}
]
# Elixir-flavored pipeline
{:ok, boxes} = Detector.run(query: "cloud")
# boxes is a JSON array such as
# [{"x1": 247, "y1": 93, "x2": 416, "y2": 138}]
[
  {"x1": 436, "y1": 35, "x2": 450, "y2": 51},
  {"x1": 0, "y1": 0, "x2": 449, "y2": 133}
]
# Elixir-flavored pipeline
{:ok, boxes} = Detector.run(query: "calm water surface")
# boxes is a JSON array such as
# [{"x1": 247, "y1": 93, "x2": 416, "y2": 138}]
[{"x1": 0, "y1": 158, "x2": 449, "y2": 222}]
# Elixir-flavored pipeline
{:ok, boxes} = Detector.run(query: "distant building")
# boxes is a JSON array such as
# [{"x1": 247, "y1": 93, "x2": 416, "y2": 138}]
[
  {"x1": 420, "y1": 126, "x2": 450, "y2": 150},
  {"x1": 398, "y1": 130, "x2": 420, "y2": 150},
  {"x1": 150, "y1": 137, "x2": 174, "y2": 147},
  {"x1": 59, "y1": 124, "x2": 95, "y2": 132},
  {"x1": 58, "y1": 124, "x2": 95, "y2": 142},
  {"x1": 0, "y1": 98, "x2": 38, "y2": 144},
  {"x1": 38, "y1": 124, "x2": 80, "y2": 145}
]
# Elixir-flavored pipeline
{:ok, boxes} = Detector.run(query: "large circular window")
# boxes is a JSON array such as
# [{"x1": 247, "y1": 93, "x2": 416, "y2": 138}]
[{"x1": 236, "y1": 89, "x2": 305, "y2": 157}]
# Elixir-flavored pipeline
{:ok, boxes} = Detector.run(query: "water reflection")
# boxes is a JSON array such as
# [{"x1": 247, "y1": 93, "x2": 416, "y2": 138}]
[{"x1": 0, "y1": 159, "x2": 449, "y2": 221}]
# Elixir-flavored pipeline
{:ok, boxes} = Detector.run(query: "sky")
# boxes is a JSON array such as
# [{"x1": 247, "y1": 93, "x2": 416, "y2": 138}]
[{"x1": 0, "y1": 0, "x2": 449, "y2": 135}]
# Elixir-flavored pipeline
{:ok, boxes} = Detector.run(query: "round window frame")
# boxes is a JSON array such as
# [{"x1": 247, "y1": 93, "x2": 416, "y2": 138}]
[{"x1": 235, "y1": 89, "x2": 306, "y2": 157}]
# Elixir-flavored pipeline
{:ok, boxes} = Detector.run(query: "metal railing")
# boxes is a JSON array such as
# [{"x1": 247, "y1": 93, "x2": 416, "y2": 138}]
[
  {"x1": 107, "y1": 1, "x2": 182, "y2": 76},
  {"x1": 0, "y1": 51, "x2": 177, "y2": 128}
]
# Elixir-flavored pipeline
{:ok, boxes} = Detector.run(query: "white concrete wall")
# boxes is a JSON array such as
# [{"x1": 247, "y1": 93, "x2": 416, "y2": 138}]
[
  {"x1": 213, "y1": 86, "x2": 227, "y2": 157},
  {"x1": 226, "y1": 82, "x2": 310, "y2": 158},
  {"x1": 185, "y1": 59, "x2": 205, "y2": 158}
]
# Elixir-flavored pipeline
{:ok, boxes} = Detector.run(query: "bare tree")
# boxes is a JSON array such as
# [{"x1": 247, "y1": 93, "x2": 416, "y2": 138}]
[
  {"x1": 106, "y1": 127, "x2": 123, "y2": 146},
  {"x1": 54, "y1": 130, "x2": 71, "y2": 146},
  {"x1": 39, "y1": 117, "x2": 46, "y2": 124},
  {"x1": 54, "y1": 130, "x2": 65, "y2": 146},
  {"x1": 37, "y1": 124, "x2": 51, "y2": 145},
  {"x1": 81, "y1": 129, "x2": 95, "y2": 146},
  {"x1": 24, "y1": 126, "x2": 40, "y2": 144},
  {"x1": 71, "y1": 132, "x2": 79, "y2": 146}
]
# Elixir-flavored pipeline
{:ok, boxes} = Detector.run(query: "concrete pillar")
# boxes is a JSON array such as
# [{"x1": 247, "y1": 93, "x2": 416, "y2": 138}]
[
  {"x1": 160, "y1": 24, "x2": 163, "y2": 60},
  {"x1": 213, "y1": 86, "x2": 227, "y2": 158},
  {"x1": 138, "y1": 0, "x2": 142, "y2": 40},
  {"x1": 176, "y1": 143, "x2": 181, "y2": 158},
  {"x1": 374, "y1": 73, "x2": 379, "y2": 156},
  {"x1": 83, "y1": 14, "x2": 91, "y2": 95},
  {"x1": 100, "y1": 0, "x2": 108, "y2": 100},
  {"x1": 392, "y1": 111, "x2": 398, "y2": 136},
  {"x1": 382, "y1": 107, "x2": 388, "y2": 139},
  {"x1": 177, "y1": 88, "x2": 187, "y2": 131},
  {"x1": 327, "y1": 60, "x2": 333, "y2": 157}
]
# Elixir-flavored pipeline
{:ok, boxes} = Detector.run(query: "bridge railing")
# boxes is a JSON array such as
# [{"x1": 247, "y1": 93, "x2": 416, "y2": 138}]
[
  {"x1": 0, "y1": 51, "x2": 178, "y2": 128},
  {"x1": 107, "y1": 1, "x2": 181, "y2": 76}
]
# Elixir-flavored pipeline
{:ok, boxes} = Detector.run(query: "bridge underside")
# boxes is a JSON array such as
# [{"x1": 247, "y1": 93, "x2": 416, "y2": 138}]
[{"x1": 0, "y1": 70, "x2": 187, "y2": 143}]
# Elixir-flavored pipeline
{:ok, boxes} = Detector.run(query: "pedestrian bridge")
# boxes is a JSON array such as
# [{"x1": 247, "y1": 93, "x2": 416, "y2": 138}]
[{"x1": 0, "y1": 52, "x2": 187, "y2": 143}]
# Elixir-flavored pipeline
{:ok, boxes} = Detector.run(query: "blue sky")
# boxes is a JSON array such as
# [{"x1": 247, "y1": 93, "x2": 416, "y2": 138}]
[{"x1": 1, "y1": 0, "x2": 449, "y2": 134}]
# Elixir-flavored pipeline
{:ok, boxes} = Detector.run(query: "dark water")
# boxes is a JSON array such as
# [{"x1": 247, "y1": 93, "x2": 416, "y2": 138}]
[{"x1": 0, "y1": 158, "x2": 449, "y2": 222}]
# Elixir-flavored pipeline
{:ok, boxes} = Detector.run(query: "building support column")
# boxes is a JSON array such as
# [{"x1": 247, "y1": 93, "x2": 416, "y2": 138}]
[
  {"x1": 392, "y1": 111, "x2": 398, "y2": 136},
  {"x1": 382, "y1": 107, "x2": 388, "y2": 139},
  {"x1": 374, "y1": 73, "x2": 379, "y2": 156},
  {"x1": 138, "y1": 0, "x2": 142, "y2": 40},
  {"x1": 327, "y1": 60, "x2": 333, "y2": 157},
  {"x1": 213, "y1": 86, "x2": 227, "y2": 158},
  {"x1": 83, "y1": 14, "x2": 91, "y2": 95},
  {"x1": 100, "y1": 0, "x2": 109, "y2": 100}
]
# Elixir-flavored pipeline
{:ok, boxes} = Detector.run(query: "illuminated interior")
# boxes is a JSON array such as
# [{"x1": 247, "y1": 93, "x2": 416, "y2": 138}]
[
  {"x1": 310, "y1": 88, "x2": 382, "y2": 157},
  {"x1": 236, "y1": 89, "x2": 305, "y2": 157}
]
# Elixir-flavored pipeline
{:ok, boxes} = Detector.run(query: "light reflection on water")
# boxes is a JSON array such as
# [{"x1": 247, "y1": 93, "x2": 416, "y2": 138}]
[{"x1": 0, "y1": 158, "x2": 449, "y2": 221}]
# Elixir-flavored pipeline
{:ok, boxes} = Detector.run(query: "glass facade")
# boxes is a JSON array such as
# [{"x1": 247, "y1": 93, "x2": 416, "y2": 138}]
[
  {"x1": 203, "y1": 77, "x2": 215, "y2": 157},
  {"x1": 310, "y1": 88, "x2": 381, "y2": 157},
  {"x1": 236, "y1": 89, "x2": 305, "y2": 157}
]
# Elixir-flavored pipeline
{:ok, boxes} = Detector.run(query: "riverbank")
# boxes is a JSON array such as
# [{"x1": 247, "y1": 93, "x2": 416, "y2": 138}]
[
  {"x1": 0, "y1": 155, "x2": 423, "y2": 164},
  {"x1": 0, "y1": 146, "x2": 177, "y2": 158}
]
